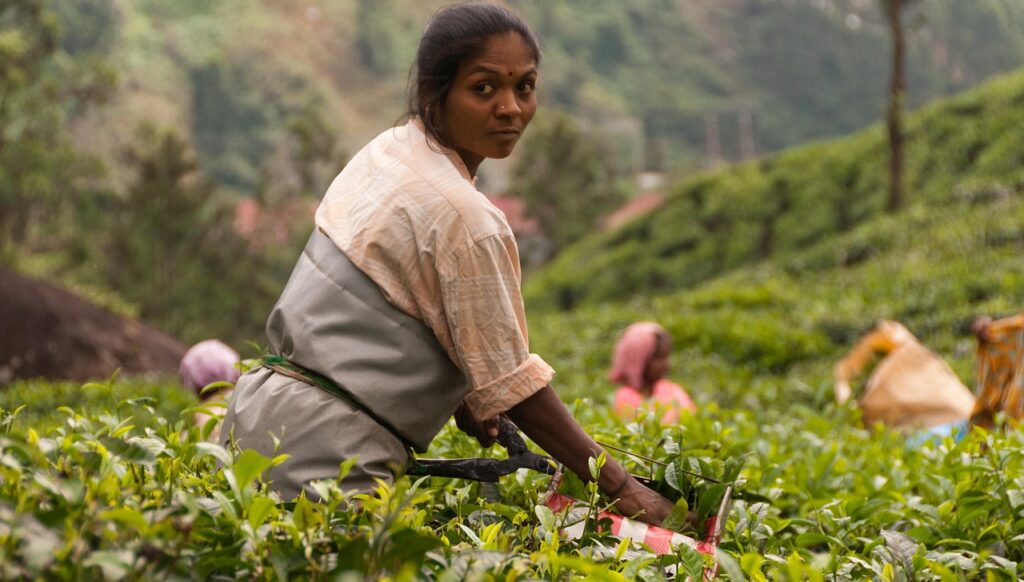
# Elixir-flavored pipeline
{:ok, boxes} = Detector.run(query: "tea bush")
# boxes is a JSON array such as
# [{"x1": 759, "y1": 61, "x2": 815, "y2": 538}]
[
  {"x1": 2, "y1": 380, "x2": 1022, "y2": 580},
  {"x1": 525, "y1": 71, "x2": 1024, "y2": 311},
  {"x1": 4, "y1": 183, "x2": 1024, "y2": 578},
  {"x1": 5, "y1": 65, "x2": 1024, "y2": 582}
]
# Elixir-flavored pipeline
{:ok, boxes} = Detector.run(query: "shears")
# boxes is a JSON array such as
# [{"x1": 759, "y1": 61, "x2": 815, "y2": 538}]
[{"x1": 406, "y1": 418, "x2": 721, "y2": 489}]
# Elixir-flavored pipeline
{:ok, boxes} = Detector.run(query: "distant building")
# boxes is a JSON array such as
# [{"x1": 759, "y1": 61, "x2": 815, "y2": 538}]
[
  {"x1": 486, "y1": 194, "x2": 552, "y2": 269},
  {"x1": 233, "y1": 197, "x2": 319, "y2": 250},
  {"x1": 636, "y1": 171, "x2": 665, "y2": 193},
  {"x1": 602, "y1": 192, "x2": 665, "y2": 231},
  {"x1": 486, "y1": 195, "x2": 540, "y2": 237}
]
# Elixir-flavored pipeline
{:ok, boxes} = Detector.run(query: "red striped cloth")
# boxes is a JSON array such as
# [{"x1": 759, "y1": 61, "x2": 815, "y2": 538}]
[{"x1": 545, "y1": 492, "x2": 718, "y2": 557}]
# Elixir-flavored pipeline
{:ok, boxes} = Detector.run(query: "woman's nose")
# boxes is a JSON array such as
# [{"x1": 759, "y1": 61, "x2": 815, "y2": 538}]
[{"x1": 496, "y1": 91, "x2": 522, "y2": 117}]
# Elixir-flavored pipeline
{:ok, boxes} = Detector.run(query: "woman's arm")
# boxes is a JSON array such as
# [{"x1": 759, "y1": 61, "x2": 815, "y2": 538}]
[
  {"x1": 435, "y1": 237, "x2": 671, "y2": 522},
  {"x1": 834, "y1": 322, "x2": 903, "y2": 403},
  {"x1": 505, "y1": 384, "x2": 674, "y2": 525}
]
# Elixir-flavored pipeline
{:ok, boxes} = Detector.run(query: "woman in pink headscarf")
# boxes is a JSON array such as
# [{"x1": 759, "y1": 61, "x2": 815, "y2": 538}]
[
  {"x1": 180, "y1": 339, "x2": 241, "y2": 394},
  {"x1": 610, "y1": 322, "x2": 696, "y2": 424},
  {"x1": 180, "y1": 339, "x2": 241, "y2": 440}
]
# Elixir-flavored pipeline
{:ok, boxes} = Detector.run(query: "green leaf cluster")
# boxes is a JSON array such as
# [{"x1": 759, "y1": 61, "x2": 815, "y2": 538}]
[
  {"x1": 1, "y1": 377, "x2": 1022, "y2": 579},
  {"x1": 526, "y1": 70, "x2": 1024, "y2": 312}
]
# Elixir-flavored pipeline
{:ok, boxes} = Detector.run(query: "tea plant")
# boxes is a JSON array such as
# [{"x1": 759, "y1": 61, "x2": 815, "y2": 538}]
[
  {"x1": 5, "y1": 59, "x2": 1024, "y2": 582},
  {"x1": 2, "y1": 378, "x2": 1022, "y2": 580}
]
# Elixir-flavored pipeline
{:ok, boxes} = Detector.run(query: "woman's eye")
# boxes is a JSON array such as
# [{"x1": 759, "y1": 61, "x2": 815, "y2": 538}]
[
  {"x1": 518, "y1": 81, "x2": 536, "y2": 94},
  {"x1": 474, "y1": 83, "x2": 495, "y2": 95}
]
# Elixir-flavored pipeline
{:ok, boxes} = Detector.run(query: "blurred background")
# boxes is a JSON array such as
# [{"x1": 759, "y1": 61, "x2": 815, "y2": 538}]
[{"x1": 3, "y1": 0, "x2": 1023, "y2": 387}]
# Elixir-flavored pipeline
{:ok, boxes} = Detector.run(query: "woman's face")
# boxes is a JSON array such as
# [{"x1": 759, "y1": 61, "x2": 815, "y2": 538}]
[
  {"x1": 644, "y1": 334, "x2": 671, "y2": 386},
  {"x1": 438, "y1": 32, "x2": 538, "y2": 176}
]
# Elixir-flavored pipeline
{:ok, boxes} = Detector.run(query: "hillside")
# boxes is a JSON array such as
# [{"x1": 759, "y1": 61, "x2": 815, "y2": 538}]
[
  {"x1": 55, "y1": 0, "x2": 1024, "y2": 193},
  {"x1": 529, "y1": 188, "x2": 1024, "y2": 405},
  {"x1": 521, "y1": 70, "x2": 1024, "y2": 409},
  {"x1": 524, "y1": 69, "x2": 1024, "y2": 313}
]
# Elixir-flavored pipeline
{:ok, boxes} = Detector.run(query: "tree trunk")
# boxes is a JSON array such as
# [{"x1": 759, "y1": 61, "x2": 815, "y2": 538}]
[{"x1": 885, "y1": 0, "x2": 906, "y2": 212}]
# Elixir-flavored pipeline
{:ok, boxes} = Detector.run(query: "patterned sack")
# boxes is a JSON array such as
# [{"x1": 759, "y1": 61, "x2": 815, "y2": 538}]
[{"x1": 835, "y1": 321, "x2": 976, "y2": 431}]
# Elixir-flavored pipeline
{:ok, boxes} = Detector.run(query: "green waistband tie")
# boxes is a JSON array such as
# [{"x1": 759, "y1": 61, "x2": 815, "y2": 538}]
[{"x1": 259, "y1": 354, "x2": 416, "y2": 453}]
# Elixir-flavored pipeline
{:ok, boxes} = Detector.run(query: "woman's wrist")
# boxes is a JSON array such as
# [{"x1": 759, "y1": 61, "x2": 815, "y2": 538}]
[
  {"x1": 605, "y1": 474, "x2": 630, "y2": 498},
  {"x1": 599, "y1": 460, "x2": 631, "y2": 498}
]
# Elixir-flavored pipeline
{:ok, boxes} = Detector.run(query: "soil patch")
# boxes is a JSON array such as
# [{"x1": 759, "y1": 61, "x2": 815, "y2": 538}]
[{"x1": 0, "y1": 268, "x2": 186, "y2": 384}]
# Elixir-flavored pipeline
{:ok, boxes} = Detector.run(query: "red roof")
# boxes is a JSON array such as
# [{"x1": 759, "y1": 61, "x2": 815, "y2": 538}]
[
  {"x1": 602, "y1": 192, "x2": 665, "y2": 230},
  {"x1": 233, "y1": 197, "x2": 319, "y2": 249},
  {"x1": 486, "y1": 194, "x2": 541, "y2": 236}
]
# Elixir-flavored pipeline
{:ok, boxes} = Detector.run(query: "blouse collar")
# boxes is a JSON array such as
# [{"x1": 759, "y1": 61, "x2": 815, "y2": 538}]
[{"x1": 409, "y1": 117, "x2": 477, "y2": 187}]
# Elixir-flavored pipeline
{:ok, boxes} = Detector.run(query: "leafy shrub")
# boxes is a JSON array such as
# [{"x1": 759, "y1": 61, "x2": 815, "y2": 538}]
[
  {"x1": 1, "y1": 379, "x2": 1022, "y2": 579},
  {"x1": 525, "y1": 71, "x2": 1024, "y2": 312}
]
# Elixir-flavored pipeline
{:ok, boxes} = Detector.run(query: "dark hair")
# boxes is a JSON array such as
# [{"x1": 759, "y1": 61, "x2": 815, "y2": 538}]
[
  {"x1": 653, "y1": 329, "x2": 672, "y2": 355},
  {"x1": 407, "y1": 2, "x2": 541, "y2": 148}
]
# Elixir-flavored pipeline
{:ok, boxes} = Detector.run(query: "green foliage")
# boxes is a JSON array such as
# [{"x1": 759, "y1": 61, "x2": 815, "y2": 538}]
[
  {"x1": 11, "y1": 0, "x2": 1024, "y2": 350},
  {"x1": 89, "y1": 0, "x2": 344, "y2": 193},
  {"x1": 512, "y1": 0, "x2": 1024, "y2": 165},
  {"x1": 8, "y1": 180, "x2": 1024, "y2": 576},
  {"x1": 0, "y1": 0, "x2": 114, "y2": 259},
  {"x1": 52, "y1": 0, "x2": 119, "y2": 55},
  {"x1": 526, "y1": 70, "x2": 1024, "y2": 311},
  {"x1": 356, "y1": 0, "x2": 418, "y2": 76},
  {"x1": 105, "y1": 126, "x2": 216, "y2": 336},
  {"x1": 189, "y1": 61, "x2": 280, "y2": 191},
  {"x1": 5, "y1": 162, "x2": 1024, "y2": 578},
  {"x1": 284, "y1": 97, "x2": 344, "y2": 197},
  {"x1": 529, "y1": 191, "x2": 1024, "y2": 413},
  {"x1": 103, "y1": 125, "x2": 294, "y2": 345},
  {"x1": 1, "y1": 373, "x2": 1022, "y2": 579},
  {"x1": 0, "y1": 375, "x2": 195, "y2": 431},
  {"x1": 510, "y1": 111, "x2": 628, "y2": 259},
  {"x1": 39, "y1": 0, "x2": 1024, "y2": 202},
  {"x1": 5, "y1": 1, "x2": 337, "y2": 347},
  {"x1": 0, "y1": 0, "x2": 57, "y2": 89}
]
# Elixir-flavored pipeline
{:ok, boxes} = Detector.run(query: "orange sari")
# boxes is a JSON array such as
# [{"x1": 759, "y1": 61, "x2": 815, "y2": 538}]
[{"x1": 971, "y1": 314, "x2": 1024, "y2": 428}]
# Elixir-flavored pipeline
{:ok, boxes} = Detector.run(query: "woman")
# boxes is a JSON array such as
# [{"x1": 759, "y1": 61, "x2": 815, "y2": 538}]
[
  {"x1": 179, "y1": 339, "x2": 240, "y2": 441},
  {"x1": 834, "y1": 320, "x2": 975, "y2": 435},
  {"x1": 222, "y1": 3, "x2": 672, "y2": 525},
  {"x1": 970, "y1": 313, "x2": 1024, "y2": 429},
  {"x1": 611, "y1": 322, "x2": 697, "y2": 425}
]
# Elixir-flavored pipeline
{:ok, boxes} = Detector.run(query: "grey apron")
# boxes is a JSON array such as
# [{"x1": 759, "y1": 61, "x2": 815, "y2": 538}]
[{"x1": 222, "y1": 229, "x2": 469, "y2": 499}]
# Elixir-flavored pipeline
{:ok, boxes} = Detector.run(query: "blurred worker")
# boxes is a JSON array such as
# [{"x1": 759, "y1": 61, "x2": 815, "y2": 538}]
[
  {"x1": 610, "y1": 321, "x2": 697, "y2": 425},
  {"x1": 180, "y1": 339, "x2": 240, "y2": 440},
  {"x1": 969, "y1": 313, "x2": 1024, "y2": 428},
  {"x1": 834, "y1": 320, "x2": 975, "y2": 440}
]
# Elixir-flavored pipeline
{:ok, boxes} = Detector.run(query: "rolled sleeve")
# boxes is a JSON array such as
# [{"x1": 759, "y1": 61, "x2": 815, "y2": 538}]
[
  {"x1": 441, "y1": 233, "x2": 556, "y2": 420},
  {"x1": 464, "y1": 353, "x2": 554, "y2": 420}
]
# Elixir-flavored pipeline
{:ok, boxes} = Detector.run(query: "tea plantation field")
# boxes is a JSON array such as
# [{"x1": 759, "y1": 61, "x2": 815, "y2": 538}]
[
  {"x1": 4, "y1": 74, "x2": 1024, "y2": 579},
  {"x1": 1, "y1": 373, "x2": 1022, "y2": 579},
  {"x1": 3, "y1": 189, "x2": 1023, "y2": 579},
  {"x1": 525, "y1": 71, "x2": 1024, "y2": 313}
]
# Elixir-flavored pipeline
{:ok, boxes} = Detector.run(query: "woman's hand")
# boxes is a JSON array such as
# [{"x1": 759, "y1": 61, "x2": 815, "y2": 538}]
[
  {"x1": 505, "y1": 385, "x2": 677, "y2": 526},
  {"x1": 454, "y1": 403, "x2": 499, "y2": 447},
  {"x1": 971, "y1": 315, "x2": 994, "y2": 343},
  {"x1": 610, "y1": 476, "x2": 675, "y2": 526},
  {"x1": 834, "y1": 379, "x2": 853, "y2": 404}
]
